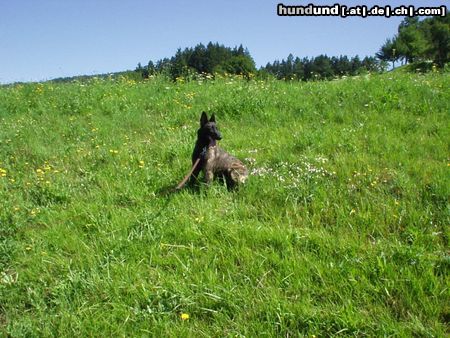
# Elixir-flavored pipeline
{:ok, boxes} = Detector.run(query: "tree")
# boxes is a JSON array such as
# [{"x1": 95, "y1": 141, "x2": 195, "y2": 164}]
[
  {"x1": 376, "y1": 38, "x2": 399, "y2": 68},
  {"x1": 147, "y1": 61, "x2": 155, "y2": 76},
  {"x1": 377, "y1": 14, "x2": 449, "y2": 68},
  {"x1": 396, "y1": 18, "x2": 429, "y2": 63},
  {"x1": 422, "y1": 14, "x2": 450, "y2": 67},
  {"x1": 312, "y1": 55, "x2": 334, "y2": 79},
  {"x1": 362, "y1": 56, "x2": 382, "y2": 72},
  {"x1": 293, "y1": 57, "x2": 304, "y2": 80},
  {"x1": 146, "y1": 42, "x2": 258, "y2": 80},
  {"x1": 350, "y1": 55, "x2": 362, "y2": 74},
  {"x1": 223, "y1": 55, "x2": 256, "y2": 78}
]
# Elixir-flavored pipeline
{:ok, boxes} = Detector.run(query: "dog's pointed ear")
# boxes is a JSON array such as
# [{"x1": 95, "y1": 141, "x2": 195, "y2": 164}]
[
  {"x1": 209, "y1": 113, "x2": 216, "y2": 123},
  {"x1": 200, "y1": 111, "x2": 208, "y2": 127}
]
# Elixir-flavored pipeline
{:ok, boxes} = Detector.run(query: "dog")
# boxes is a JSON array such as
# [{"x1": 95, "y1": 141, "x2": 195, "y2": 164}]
[{"x1": 190, "y1": 112, "x2": 248, "y2": 189}]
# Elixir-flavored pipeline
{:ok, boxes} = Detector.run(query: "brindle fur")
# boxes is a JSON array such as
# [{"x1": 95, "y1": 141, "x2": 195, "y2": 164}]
[{"x1": 191, "y1": 112, "x2": 248, "y2": 189}]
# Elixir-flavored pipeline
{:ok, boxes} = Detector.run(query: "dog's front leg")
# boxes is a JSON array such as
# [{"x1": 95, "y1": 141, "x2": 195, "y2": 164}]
[{"x1": 205, "y1": 170, "x2": 214, "y2": 185}]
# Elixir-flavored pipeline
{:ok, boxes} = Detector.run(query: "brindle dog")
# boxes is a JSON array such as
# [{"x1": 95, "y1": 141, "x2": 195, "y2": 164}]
[{"x1": 190, "y1": 112, "x2": 248, "y2": 189}]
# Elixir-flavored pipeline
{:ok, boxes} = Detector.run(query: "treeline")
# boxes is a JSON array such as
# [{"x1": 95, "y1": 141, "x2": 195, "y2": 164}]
[
  {"x1": 261, "y1": 54, "x2": 382, "y2": 80},
  {"x1": 134, "y1": 14, "x2": 448, "y2": 82},
  {"x1": 135, "y1": 42, "x2": 256, "y2": 80},
  {"x1": 377, "y1": 14, "x2": 449, "y2": 68},
  {"x1": 135, "y1": 43, "x2": 382, "y2": 81},
  {"x1": 49, "y1": 71, "x2": 142, "y2": 84}
]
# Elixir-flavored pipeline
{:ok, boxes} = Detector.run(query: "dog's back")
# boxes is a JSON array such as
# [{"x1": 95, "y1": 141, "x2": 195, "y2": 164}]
[{"x1": 205, "y1": 145, "x2": 248, "y2": 188}]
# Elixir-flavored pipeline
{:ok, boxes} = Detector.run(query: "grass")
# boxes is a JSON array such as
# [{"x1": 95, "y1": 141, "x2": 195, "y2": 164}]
[{"x1": 0, "y1": 72, "x2": 449, "y2": 336}]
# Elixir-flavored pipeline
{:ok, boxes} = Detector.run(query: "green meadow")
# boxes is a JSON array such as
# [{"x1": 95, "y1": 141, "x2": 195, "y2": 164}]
[{"x1": 0, "y1": 72, "x2": 449, "y2": 336}]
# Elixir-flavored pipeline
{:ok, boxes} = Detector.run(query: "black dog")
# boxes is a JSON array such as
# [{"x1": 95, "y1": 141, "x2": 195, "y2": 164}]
[{"x1": 190, "y1": 112, "x2": 248, "y2": 189}]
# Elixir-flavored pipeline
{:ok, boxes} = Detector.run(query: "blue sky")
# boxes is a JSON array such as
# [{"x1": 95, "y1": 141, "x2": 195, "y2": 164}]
[{"x1": 0, "y1": 0, "x2": 446, "y2": 83}]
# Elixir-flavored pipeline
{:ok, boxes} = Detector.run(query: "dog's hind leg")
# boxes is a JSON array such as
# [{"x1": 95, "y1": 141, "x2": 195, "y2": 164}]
[{"x1": 224, "y1": 174, "x2": 236, "y2": 190}]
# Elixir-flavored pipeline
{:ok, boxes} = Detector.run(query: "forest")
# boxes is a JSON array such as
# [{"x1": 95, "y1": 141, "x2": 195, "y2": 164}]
[{"x1": 134, "y1": 14, "x2": 449, "y2": 81}]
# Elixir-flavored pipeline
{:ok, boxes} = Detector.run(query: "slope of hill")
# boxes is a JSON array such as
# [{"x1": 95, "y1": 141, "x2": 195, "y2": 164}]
[{"x1": 0, "y1": 72, "x2": 448, "y2": 336}]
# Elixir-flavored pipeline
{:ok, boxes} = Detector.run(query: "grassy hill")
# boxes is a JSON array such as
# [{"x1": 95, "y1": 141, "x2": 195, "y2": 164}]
[{"x1": 0, "y1": 72, "x2": 448, "y2": 336}]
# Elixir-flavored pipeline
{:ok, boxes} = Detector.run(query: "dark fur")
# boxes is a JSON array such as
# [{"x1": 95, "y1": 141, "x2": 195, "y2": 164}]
[{"x1": 191, "y1": 112, "x2": 248, "y2": 189}]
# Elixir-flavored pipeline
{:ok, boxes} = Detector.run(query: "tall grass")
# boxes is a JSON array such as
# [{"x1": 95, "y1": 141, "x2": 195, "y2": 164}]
[{"x1": 0, "y1": 72, "x2": 449, "y2": 336}]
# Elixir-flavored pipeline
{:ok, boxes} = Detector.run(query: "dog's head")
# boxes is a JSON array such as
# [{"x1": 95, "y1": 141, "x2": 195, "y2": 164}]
[{"x1": 198, "y1": 111, "x2": 222, "y2": 142}]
